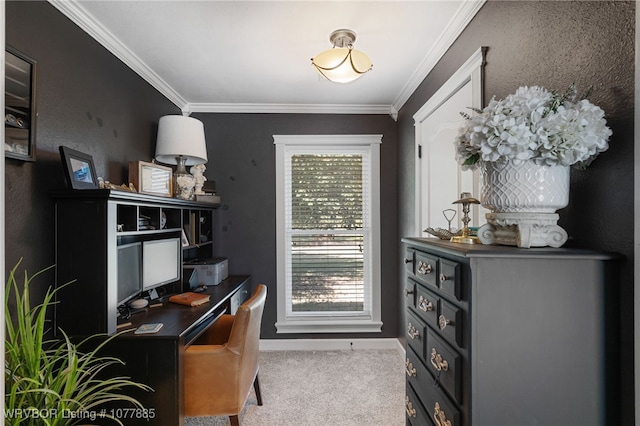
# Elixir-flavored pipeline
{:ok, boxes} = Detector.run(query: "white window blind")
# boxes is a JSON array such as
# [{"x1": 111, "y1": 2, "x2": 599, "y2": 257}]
[
  {"x1": 274, "y1": 135, "x2": 382, "y2": 334},
  {"x1": 287, "y1": 153, "x2": 370, "y2": 315}
]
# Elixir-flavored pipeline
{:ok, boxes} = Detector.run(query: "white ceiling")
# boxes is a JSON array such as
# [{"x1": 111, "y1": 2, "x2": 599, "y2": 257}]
[{"x1": 49, "y1": 0, "x2": 485, "y2": 118}]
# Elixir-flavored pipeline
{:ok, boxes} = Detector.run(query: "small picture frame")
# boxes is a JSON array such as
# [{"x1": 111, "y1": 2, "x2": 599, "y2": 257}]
[
  {"x1": 181, "y1": 229, "x2": 190, "y2": 247},
  {"x1": 59, "y1": 146, "x2": 98, "y2": 190},
  {"x1": 129, "y1": 160, "x2": 173, "y2": 197}
]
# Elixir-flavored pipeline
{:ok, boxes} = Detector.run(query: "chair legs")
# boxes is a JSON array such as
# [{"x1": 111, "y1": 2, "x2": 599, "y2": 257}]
[
  {"x1": 253, "y1": 373, "x2": 263, "y2": 406},
  {"x1": 227, "y1": 374, "x2": 262, "y2": 426}
]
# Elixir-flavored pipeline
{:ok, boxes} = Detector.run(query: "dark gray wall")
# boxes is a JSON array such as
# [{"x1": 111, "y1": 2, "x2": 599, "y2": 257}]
[
  {"x1": 5, "y1": 1, "x2": 181, "y2": 300},
  {"x1": 5, "y1": 1, "x2": 400, "y2": 340},
  {"x1": 396, "y1": 1, "x2": 635, "y2": 422},
  {"x1": 192, "y1": 113, "x2": 399, "y2": 339}
]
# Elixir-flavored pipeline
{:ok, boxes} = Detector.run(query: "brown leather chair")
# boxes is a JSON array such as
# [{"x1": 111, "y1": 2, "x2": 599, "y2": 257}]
[{"x1": 184, "y1": 284, "x2": 267, "y2": 426}]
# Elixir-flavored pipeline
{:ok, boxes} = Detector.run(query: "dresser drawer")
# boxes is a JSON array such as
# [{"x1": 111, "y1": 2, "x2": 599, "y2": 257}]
[
  {"x1": 405, "y1": 279, "x2": 416, "y2": 309},
  {"x1": 414, "y1": 252, "x2": 438, "y2": 288},
  {"x1": 406, "y1": 311, "x2": 426, "y2": 359},
  {"x1": 438, "y1": 258, "x2": 461, "y2": 301},
  {"x1": 405, "y1": 346, "x2": 431, "y2": 399},
  {"x1": 422, "y1": 382, "x2": 461, "y2": 426},
  {"x1": 414, "y1": 282, "x2": 438, "y2": 327},
  {"x1": 406, "y1": 383, "x2": 435, "y2": 426},
  {"x1": 404, "y1": 249, "x2": 416, "y2": 277},
  {"x1": 438, "y1": 298, "x2": 463, "y2": 348},
  {"x1": 427, "y1": 328, "x2": 462, "y2": 403}
]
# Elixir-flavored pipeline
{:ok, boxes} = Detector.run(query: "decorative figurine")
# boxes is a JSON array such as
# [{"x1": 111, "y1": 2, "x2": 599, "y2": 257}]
[{"x1": 190, "y1": 164, "x2": 207, "y2": 195}]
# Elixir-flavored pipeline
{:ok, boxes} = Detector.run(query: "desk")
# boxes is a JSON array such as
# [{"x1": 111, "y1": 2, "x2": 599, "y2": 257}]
[{"x1": 106, "y1": 276, "x2": 250, "y2": 426}]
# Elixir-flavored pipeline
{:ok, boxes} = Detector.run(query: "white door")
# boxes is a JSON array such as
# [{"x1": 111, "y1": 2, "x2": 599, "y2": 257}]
[{"x1": 414, "y1": 48, "x2": 487, "y2": 237}]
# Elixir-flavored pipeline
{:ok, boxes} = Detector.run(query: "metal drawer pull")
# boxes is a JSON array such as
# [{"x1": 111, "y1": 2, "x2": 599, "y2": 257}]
[
  {"x1": 404, "y1": 288, "x2": 415, "y2": 297},
  {"x1": 438, "y1": 314, "x2": 452, "y2": 330},
  {"x1": 407, "y1": 323, "x2": 420, "y2": 340},
  {"x1": 433, "y1": 402, "x2": 452, "y2": 426},
  {"x1": 430, "y1": 348, "x2": 449, "y2": 372},
  {"x1": 417, "y1": 260, "x2": 433, "y2": 275},
  {"x1": 405, "y1": 358, "x2": 417, "y2": 377},
  {"x1": 419, "y1": 296, "x2": 434, "y2": 312},
  {"x1": 404, "y1": 257, "x2": 413, "y2": 264},
  {"x1": 405, "y1": 396, "x2": 417, "y2": 418},
  {"x1": 439, "y1": 273, "x2": 449, "y2": 283}
]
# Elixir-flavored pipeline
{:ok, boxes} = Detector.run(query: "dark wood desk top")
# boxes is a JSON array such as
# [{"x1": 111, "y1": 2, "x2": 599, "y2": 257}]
[{"x1": 117, "y1": 275, "x2": 250, "y2": 342}]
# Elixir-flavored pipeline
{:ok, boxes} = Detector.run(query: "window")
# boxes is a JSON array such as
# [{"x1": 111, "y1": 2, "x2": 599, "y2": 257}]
[{"x1": 274, "y1": 135, "x2": 382, "y2": 333}]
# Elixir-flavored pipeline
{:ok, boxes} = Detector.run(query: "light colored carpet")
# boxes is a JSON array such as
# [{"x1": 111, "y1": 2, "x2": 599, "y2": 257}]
[{"x1": 185, "y1": 349, "x2": 405, "y2": 426}]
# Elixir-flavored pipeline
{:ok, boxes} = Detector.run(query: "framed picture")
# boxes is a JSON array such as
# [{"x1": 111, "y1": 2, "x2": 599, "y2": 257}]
[
  {"x1": 5, "y1": 46, "x2": 37, "y2": 162},
  {"x1": 129, "y1": 160, "x2": 172, "y2": 197},
  {"x1": 59, "y1": 146, "x2": 98, "y2": 190}
]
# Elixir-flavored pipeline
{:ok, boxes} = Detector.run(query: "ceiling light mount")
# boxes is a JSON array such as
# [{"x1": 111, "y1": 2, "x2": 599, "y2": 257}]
[
  {"x1": 329, "y1": 29, "x2": 356, "y2": 49},
  {"x1": 311, "y1": 28, "x2": 372, "y2": 84}
]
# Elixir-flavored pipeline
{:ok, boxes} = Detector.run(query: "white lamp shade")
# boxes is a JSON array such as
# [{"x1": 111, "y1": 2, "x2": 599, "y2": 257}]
[
  {"x1": 312, "y1": 47, "x2": 372, "y2": 83},
  {"x1": 155, "y1": 115, "x2": 208, "y2": 166}
]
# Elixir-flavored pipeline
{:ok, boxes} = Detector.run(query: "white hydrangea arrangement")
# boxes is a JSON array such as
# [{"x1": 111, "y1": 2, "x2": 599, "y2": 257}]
[{"x1": 454, "y1": 85, "x2": 612, "y2": 170}]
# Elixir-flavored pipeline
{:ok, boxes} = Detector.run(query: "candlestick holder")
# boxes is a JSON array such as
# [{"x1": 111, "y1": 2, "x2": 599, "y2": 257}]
[{"x1": 450, "y1": 192, "x2": 481, "y2": 244}]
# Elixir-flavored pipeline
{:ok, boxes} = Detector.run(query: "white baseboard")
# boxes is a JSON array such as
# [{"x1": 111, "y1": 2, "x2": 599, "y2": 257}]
[{"x1": 260, "y1": 337, "x2": 404, "y2": 354}]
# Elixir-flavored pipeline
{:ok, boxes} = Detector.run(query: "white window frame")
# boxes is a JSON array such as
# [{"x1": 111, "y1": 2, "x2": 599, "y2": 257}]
[{"x1": 274, "y1": 134, "x2": 383, "y2": 334}]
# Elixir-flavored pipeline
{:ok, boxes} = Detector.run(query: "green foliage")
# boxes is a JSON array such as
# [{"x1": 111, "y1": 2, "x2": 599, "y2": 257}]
[
  {"x1": 462, "y1": 153, "x2": 480, "y2": 167},
  {"x1": 291, "y1": 154, "x2": 363, "y2": 230},
  {"x1": 5, "y1": 259, "x2": 152, "y2": 425}
]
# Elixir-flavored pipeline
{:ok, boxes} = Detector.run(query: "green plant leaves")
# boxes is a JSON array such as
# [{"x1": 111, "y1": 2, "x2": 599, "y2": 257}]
[{"x1": 5, "y1": 259, "x2": 152, "y2": 426}]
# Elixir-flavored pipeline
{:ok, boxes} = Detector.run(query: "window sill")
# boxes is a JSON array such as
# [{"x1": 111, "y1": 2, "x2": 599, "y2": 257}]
[{"x1": 275, "y1": 319, "x2": 383, "y2": 334}]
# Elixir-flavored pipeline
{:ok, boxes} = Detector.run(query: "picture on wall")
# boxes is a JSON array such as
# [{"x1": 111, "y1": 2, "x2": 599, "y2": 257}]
[{"x1": 5, "y1": 46, "x2": 37, "y2": 162}]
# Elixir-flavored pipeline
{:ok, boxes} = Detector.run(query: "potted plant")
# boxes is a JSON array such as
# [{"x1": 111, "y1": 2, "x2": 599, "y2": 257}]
[
  {"x1": 454, "y1": 84, "x2": 612, "y2": 247},
  {"x1": 5, "y1": 260, "x2": 152, "y2": 425}
]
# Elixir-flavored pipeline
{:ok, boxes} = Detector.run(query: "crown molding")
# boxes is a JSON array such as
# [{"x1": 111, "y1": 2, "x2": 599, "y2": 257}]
[
  {"x1": 187, "y1": 102, "x2": 397, "y2": 120},
  {"x1": 392, "y1": 0, "x2": 486, "y2": 112},
  {"x1": 48, "y1": 0, "x2": 482, "y2": 120},
  {"x1": 47, "y1": 0, "x2": 189, "y2": 111}
]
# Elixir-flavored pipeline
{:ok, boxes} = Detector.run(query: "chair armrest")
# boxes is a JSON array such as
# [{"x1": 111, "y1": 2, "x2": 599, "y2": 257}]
[
  {"x1": 184, "y1": 345, "x2": 241, "y2": 381},
  {"x1": 193, "y1": 314, "x2": 234, "y2": 345}
]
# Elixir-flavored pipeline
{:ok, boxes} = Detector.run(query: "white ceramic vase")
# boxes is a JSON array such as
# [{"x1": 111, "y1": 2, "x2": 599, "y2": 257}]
[
  {"x1": 477, "y1": 161, "x2": 569, "y2": 248},
  {"x1": 480, "y1": 161, "x2": 570, "y2": 213}
]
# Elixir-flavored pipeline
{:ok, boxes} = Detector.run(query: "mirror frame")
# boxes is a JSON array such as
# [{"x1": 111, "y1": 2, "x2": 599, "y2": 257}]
[{"x1": 5, "y1": 45, "x2": 37, "y2": 162}]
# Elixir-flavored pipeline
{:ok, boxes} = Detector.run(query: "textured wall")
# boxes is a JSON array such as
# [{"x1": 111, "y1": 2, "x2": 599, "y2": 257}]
[
  {"x1": 192, "y1": 113, "x2": 399, "y2": 339},
  {"x1": 5, "y1": 1, "x2": 180, "y2": 299},
  {"x1": 5, "y1": 2, "x2": 400, "y2": 340},
  {"x1": 397, "y1": 0, "x2": 635, "y2": 422}
]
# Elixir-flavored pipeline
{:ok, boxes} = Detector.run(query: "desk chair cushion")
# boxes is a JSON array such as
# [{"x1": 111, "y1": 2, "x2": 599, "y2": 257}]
[{"x1": 184, "y1": 284, "x2": 267, "y2": 418}]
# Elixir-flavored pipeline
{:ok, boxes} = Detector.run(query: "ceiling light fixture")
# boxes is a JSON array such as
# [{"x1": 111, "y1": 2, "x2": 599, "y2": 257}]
[{"x1": 311, "y1": 29, "x2": 372, "y2": 83}]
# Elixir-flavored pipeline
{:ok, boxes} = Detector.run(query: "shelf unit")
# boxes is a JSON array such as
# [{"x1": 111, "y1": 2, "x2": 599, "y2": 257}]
[{"x1": 53, "y1": 189, "x2": 220, "y2": 336}]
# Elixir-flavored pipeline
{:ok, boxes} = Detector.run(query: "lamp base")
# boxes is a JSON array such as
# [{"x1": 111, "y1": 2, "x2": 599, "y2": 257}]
[
  {"x1": 173, "y1": 156, "x2": 195, "y2": 200},
  {"x1": 174, "y1": 173, "x2": 195, "y2": 200}
]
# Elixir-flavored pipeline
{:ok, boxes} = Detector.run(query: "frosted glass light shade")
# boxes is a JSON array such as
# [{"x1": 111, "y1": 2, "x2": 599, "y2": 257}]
[
  {"x1": 311, "y1": 47, "x2": 372, "y2": 83},
  {"x1": 154, "y1": 115, "x2": 208, "y2": 166}
]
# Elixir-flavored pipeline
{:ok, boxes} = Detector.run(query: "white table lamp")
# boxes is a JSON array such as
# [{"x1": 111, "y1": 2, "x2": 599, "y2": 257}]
[{"x1": 155, "y1": 115, "x2": 208, "y2": 200}]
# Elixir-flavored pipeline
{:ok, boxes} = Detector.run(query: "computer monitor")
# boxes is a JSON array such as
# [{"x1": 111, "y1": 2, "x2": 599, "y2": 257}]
[
  {"x1": 142, "y1": 238, "x2": 181, "y2": 292},
  {"x1": 117, "y1": 241, "x2": 142, "y2": 306}
]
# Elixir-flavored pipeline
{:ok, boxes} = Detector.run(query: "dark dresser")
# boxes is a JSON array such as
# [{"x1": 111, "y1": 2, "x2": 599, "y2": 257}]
[{"x1": 402, "y1": 237, "x2": 620, "y2": 426}]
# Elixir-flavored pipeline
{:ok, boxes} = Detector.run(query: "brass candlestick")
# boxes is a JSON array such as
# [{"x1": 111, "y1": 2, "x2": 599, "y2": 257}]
[{"x1": 450, "y1": 192, "x2": 481, "y2": 244}]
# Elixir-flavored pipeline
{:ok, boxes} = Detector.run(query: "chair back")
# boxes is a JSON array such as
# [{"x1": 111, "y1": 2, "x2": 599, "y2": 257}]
[{"x1": 227, "y1": 284, "x2": 267, "y2": 385}]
